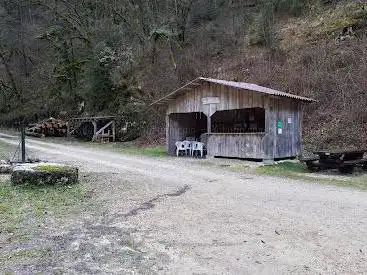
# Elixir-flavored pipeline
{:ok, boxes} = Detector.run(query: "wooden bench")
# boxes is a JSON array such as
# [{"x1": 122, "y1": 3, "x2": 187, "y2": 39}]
[{"x1": 301, "y1": 149, "x2": 367, "y2": 173}]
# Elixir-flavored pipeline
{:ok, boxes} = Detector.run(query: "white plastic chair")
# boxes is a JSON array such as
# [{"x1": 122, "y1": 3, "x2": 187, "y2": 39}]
[
  {"x1": 182, "y1": 140, "x2": 192, "y2": 156},
  {"x1": 192, "y1": 142, "x2": 204, "y2": 158},
  {"x1": 176, "y1": 141, "x2": 192, "y2": 157},
  {"x1": 175, "y1": 141, "x2": 184, "y2": 157}
]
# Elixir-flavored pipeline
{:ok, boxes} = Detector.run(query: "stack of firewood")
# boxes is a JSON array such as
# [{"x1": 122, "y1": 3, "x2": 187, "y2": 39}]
[{"x1": 26, "y1": 118, "x2": 67, "y2": 138}]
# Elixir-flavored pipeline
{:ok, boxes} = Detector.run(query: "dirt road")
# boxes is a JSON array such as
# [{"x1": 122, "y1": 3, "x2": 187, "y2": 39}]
[{"x1": 1, "y1": 133, "x2": 367, "y2": 274}]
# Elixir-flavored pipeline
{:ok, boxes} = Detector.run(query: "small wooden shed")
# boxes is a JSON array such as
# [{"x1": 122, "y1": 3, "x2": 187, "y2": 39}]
[
  {"x1": 67, "y1": 116, "x2": 116, "y2": 142},
  {"x1": 152, "y1": 77, "x2": 315, "y2": 160}
]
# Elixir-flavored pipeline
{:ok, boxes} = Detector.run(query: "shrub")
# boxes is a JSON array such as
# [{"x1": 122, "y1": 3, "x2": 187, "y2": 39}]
[
  {"x1": 248, "y1": 0, "x2": 306, "y2": 47},
  {"x1": 275, "y1": 0, "x2": 305, "y2": 17}
]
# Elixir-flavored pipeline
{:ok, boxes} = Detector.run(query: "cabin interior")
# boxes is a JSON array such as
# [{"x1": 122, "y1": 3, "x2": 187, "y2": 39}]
[
  {"x1": 211, "y1": 108, "x2": 265, "y2": 134},
  {"x1": 168, "y1": 107, "x2": 267, "y2": 157}
]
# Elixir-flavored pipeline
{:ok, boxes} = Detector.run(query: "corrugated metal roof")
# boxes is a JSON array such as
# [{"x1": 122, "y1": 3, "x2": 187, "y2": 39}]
[{"x1": 151, "y1": 77, "x2": 316, "y2": 105}]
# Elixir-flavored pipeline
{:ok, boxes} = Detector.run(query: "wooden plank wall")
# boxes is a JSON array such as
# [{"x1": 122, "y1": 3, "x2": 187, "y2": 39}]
[
  {"x1": 263, "y1": 96, "x2": 276, "y2": 160},
  {"x1": 207, "y1": 133, "x2": 265, "y2": 159},
  {"x1": 271, "y1": 98, "x2": 302, "y2": 159},
  {"x1": 167, "y1": 83, "x2": 266, "y2": 115}
]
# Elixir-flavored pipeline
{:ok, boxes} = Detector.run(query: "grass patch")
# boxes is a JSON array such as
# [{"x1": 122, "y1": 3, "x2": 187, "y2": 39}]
[
  {"x1": 84, "y1": 142, "x2": 168, "y2": 158},
  {"x1": 256, "y1": 161, "x2": 367, "y2": 190},
  {"x1": 0, "y1": 177, "x2": 86, "y2": 269},
  {"x1": 117, "y1": 146, "x2": 167, "y2": 157},
  {"x1": 257, "y1": 161, "x2": 307, "y2": 177},
  {"x1": 1, "y1": 247, "x2": 53, "y2": 266},
  {"x1": 0, "y1": 178, "x2": 85, "y2": 236},
  {"x1": 0, "y1": 173, "x2": 94, "y2": 272}
]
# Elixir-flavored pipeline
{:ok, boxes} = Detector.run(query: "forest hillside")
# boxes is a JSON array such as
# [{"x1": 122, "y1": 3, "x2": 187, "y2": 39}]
[{"x1": 0, "y1": 0, "x2": 366, "y2": 149}]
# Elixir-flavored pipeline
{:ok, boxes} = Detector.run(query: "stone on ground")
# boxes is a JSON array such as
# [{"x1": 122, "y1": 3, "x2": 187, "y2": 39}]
[
  {"x1": 11, "y1": 163, "x2": 78, "y2": 186},
  {"x1": 0, "y1": 164, "x2": 12, "y2": 174}
]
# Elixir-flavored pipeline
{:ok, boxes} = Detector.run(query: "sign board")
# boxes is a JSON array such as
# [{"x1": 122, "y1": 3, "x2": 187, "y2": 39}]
[
  {"x1": 288, "y1": 117, "x2": 292, "y2": 124},
  {"x1": 201, "y1": 97, "x2": 220, "y2": 105},
  {"x1": 277, "y1": 120, "x2": 283, "y2": 129}
]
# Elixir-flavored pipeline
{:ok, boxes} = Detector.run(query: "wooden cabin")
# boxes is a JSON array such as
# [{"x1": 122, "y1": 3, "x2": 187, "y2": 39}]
[{"x1": 152, "y1": 77, "x2": 315, "y2": 160}]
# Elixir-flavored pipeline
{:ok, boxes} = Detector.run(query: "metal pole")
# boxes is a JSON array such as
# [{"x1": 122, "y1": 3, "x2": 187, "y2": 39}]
[{"x1": 21, "y1": 121, "x2": 26, "y2": 163}]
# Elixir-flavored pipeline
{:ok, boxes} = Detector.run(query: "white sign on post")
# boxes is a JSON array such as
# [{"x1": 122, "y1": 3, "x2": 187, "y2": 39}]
[
  {"x1": 201, "y1": 97, "x2": 220, "y2": 105},
  {"x1": 278, "y1": 128, "x2": 283, "y2": 135},
  {"x1": 288, "y1": 117, "x2": 292, "y2": 124}
]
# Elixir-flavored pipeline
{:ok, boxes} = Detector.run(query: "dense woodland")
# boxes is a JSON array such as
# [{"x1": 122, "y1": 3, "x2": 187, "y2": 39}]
[{"x1": 0, "y1": 0, "x2": 366, "y2": 149}]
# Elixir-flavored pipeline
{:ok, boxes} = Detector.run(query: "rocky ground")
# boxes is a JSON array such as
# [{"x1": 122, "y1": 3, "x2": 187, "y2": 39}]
[{"x1": 0, "y1": 133, "x2": 366, "y2": 274}]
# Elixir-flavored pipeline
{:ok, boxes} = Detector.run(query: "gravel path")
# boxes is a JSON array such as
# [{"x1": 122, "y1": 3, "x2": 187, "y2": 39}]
[{"x1": 1, "y1": 133, "x2": 367, "y2": 274}]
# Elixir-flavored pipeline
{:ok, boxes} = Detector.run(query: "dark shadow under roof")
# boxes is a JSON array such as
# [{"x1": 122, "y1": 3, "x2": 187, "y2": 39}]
[{"x1": 151, "y1": 77, "x2": 316, "y2": 105}]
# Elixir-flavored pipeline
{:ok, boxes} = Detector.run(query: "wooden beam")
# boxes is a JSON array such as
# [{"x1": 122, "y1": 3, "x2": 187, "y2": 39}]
[
  {"x1": 150, "y1": 77, "x2": 203, "y2": 106},
  {"x1": 68, "y1": 116, "x2": 116, "y2": 122},
  {"x1": 94, "y1": 120, "x2": 114, "y2": 140}
]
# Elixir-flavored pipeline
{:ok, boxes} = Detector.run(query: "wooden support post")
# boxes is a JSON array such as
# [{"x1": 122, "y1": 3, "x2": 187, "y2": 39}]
[
  {"x1": 299, "y1": 103, "x2": 304, "y2": 156},
  {"x1": 166, "y1": 113, "x2": 170, "y2": 153},
  {"x1": 207, "y1": 103, "x2": 217, "y2": 135},
  {"x1": 207, "y1": 115, "x2": 211, "y2": 134},
  {"x1": 263, "y1": 96, "x2": 275, "y2": 162},
  {"x1": 66, "y1": 122, "x2": 71, "y2": 139},
  {"x1": 92, "y1": 120, "x2": 97, "y2": 141},
  {"x1": 21, "y1": 122, "x2": 26, "y2": 163},
  {"x1": 112, "y1": 120, "x2": 116, "y2": 142},
  {"x1": 271, "y1": 100, "x2": 278, "y2": 161}
]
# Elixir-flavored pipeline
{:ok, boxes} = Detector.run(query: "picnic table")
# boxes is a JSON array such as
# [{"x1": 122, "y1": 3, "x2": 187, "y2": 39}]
[{"x1": 302, "y1": 149, "x2": 367, "y2": 173}]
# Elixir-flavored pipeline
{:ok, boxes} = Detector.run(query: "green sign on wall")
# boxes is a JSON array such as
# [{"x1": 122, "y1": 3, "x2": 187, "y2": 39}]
[{"x1": 277, "y1": 120, "x2": 283, "y2": 129}]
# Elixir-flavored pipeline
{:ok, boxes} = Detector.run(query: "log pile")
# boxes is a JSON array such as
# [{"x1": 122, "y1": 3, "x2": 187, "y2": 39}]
[{"x1": 26, "y1": 117, "x2": 67, "y2": 138}]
